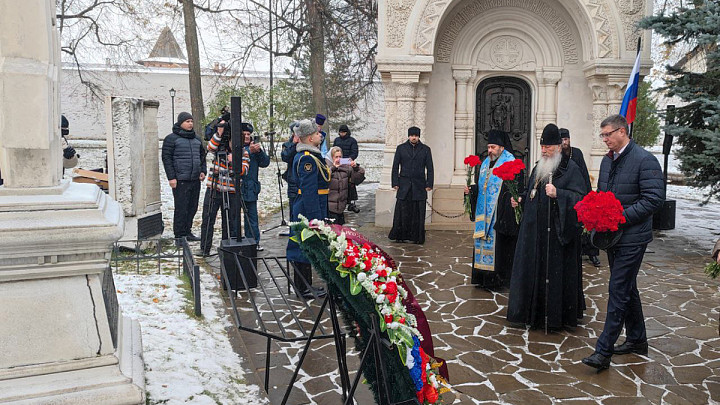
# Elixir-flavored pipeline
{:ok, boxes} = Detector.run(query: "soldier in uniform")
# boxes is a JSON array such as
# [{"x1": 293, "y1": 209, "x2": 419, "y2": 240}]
[{"x1": 286, "y1": 119, "x2": 330, "y2": 298}]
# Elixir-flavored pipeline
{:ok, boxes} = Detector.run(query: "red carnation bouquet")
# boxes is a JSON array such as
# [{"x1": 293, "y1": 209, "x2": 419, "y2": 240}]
[
  {"x1": 574, "y1": 191, "x2": 626, "y2": 232},
  {"x1": 463, "y1": 155, "x2": 481, "y2": 217},
  {"x1": 493, "y1": 159, "x2": 526, "y2": 224}
]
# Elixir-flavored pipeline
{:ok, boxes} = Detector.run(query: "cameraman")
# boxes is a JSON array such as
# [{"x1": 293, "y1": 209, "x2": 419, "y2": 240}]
[
  {"x1": 241, "y1": 123, "x2": 270, "y2": 250},
  {"x1": 199, "y1": 120, "x2": 250, "y2": 256},
  {"x1": 281, "y1": 121, "x2": 301, "y2": 221}
]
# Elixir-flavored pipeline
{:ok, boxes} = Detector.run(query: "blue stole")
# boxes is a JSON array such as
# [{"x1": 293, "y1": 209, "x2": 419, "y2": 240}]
[{"x1": 473, "y1": 150, "x2": 514, "y2": 271}]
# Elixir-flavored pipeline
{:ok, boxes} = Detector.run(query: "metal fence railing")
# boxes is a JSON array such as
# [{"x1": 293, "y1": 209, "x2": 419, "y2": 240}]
[
  {"x1": 182, "y1": 239, "x2": 201, "y2": 316},
  {"x1": 110, "y1": 237, "x2": 201, "y2": 317},
  {"x1": 101, "y1": 265, "x2": 119, "y2": 349}
]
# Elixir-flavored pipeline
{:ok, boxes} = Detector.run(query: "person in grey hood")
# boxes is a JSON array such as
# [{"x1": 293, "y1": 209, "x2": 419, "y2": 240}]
[{"x1": 162, "y1": 112, "x2": 207, "y2": 242}]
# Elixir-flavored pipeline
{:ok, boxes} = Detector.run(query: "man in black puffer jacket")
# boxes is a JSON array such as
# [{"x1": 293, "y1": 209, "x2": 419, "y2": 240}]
[
  {"x1": 162, "y1": 112, "x2": 207, "y2": 242},
  {"x1": 583, "y1": 114, "x2": 665, "y2": 371}
]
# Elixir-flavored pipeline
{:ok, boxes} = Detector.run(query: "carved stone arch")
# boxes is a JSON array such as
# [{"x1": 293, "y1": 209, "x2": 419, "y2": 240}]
[
  {"x1": 451, "y1": 11, "x2": 563, "y2": 68},
  {"x1": 413, "y1": 0, "x2": 609, "y2": 62}
]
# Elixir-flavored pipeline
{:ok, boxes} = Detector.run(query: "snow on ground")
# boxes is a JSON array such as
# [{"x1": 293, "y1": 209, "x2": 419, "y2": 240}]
[
  {"x1": 114, "y1": 263, "x2": 267, "y2": 405},
  {"x1": 665, "y1": 184, "x2": 720, "y2": 252}
]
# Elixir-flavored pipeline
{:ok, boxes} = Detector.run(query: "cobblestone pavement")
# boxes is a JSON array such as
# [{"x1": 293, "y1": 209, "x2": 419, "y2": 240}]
[{"x1": 207, "y1": 183, "x2": 720, "y2": 404}]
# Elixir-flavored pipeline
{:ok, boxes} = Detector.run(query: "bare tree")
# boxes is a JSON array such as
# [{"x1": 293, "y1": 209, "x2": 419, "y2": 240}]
[{"x1": 181, "y1": 0, "x2": 206, "y2": 135}]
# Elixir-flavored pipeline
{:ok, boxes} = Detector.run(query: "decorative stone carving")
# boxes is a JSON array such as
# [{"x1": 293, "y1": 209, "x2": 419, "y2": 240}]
[
  {"x1": 592, "y1": 104, "x2": 609, "y2": 149},
  {"x1": 491, "y1": 37, "x2": 523, "y2": 70},
  {"x1": 395, "y1": 82, "x2": 416, "y2": 145},
  {"x1": 434, "y1": 0, "x2": 579, "y2": 64},
  {"x1": 386, "y1": 0, "x2": 414, "y2": 48},
  {"x1": 452, "y1": 69, "x2": 473, "y2": 83},
  {"x1": 415, "y1": 0, "x2": 452, "y2": 54},
  {"x1": 382, "y1": 80, "x2": 397, "y2": 147},
  {"x1": 616, "y1": 0, "x2": 644, "y2": 51},
  {"x1": 584, "y1": 0, "x2": 617, "y2": 58}
]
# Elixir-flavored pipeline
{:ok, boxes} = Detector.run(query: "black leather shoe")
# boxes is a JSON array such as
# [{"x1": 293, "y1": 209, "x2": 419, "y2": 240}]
[
  {"x1": 589, "y1": 255, "x2": 601, "y2": 267},
  {"x1": 582, "y1": 353, "x2": 611, "y2": 371},
  {"x1": 298, "y1": 286, "x2": 327, "y2": 299},
  {"x1": 613, "y1": 340, "x2": 648, "y2": 355},
  {"x1": 186, "y1": 234, "x2": 201, "y2": 242}
]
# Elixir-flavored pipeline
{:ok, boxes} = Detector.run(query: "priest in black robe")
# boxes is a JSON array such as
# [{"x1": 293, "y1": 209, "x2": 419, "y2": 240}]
[
  {"x1": 389, "y1": 126, "x2": 434, "y2": 244},
  {"x1": 561, "y1": 128, "x2": 600, "y2": 268},
  {"x1": 507, "y1": 124, "x2": 586, "y2": 330}
]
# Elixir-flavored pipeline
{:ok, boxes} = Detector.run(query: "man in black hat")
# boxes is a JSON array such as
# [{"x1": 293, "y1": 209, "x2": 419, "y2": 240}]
[
  {"x1": 506, "y1": 123, "x2": 586, "y2": 330},
  {"x1": 560, "y1": 128, "x2": 599, "y2": 267},
  {"x1": 333, "y1": 124, "x2": 360, "y2": 213},
  {"x1": 315, "y1": 114, "x2": 329, "y2": 156},
  {"x1": 464, "y1": 130, "x2": 523, "y2": 289},
  {"x1": 389, "y1": 126, "x2": 434, "y2": 244},
  {"x1": 241, "y1": 122, "x2": 270, "y2": 250},
  {"x1": 162, "y1": 112, "x2": 207, "y2": 242}
]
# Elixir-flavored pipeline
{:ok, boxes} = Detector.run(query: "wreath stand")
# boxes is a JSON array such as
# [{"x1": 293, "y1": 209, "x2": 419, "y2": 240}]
[{"x1": 217, "y1": 249, "x2": 420, "y2": 405}]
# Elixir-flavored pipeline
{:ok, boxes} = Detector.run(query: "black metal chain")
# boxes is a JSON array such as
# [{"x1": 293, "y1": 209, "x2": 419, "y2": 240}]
[{"x1": 425, "y1": 200, "x2": 468, "y2": 219}]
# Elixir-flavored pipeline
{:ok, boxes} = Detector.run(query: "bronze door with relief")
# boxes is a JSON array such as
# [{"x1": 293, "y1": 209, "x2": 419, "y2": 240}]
[{"x1": 475, "y1": 77, "x2": 531, "y2": 180}]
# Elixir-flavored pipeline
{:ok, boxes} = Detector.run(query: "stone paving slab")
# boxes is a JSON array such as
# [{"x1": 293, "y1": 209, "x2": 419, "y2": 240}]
[{"x1": 208, "y1": 183, "x2": 720, "y2": 404}]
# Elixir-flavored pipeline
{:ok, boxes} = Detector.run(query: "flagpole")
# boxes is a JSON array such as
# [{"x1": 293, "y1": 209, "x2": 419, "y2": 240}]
[{"x1": 628, "y1": 37, "x2": 641, "y2": 139}]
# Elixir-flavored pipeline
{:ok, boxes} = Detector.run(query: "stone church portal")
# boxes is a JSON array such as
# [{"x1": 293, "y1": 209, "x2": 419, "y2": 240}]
[{"x1": 375, "y1": 0, "x2": 654, "y2": 229}]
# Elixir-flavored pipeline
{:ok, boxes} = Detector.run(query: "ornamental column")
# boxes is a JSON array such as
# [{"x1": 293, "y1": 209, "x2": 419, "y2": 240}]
[
  {"x1": 534, "y1": 68, "x2": 562, "y2": 149},
  {"x1": 452, "y1": 67, "x2": 473, "y2": 185},
  {"x1": 586, "y1": 75, "x2": 610, "y2": 183},
  {"x1": 375, "y1": 71, "x2": 420, "y2": 227},
  {"x1": 0, "y1": 1, "x2": 144, "y2": 403}
]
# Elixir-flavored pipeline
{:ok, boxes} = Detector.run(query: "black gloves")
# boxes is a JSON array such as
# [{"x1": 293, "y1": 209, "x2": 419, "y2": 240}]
[{"x1": 63, "y1": 146, "x2": 76, "y2": 160}]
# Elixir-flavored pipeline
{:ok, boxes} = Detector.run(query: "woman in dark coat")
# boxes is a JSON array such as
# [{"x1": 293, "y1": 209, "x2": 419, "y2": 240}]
[{"x1": 326, "y1": 147, "x2": 365, "y2": 225}]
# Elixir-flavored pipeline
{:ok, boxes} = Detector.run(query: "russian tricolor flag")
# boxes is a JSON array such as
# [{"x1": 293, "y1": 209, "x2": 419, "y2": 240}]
[{"x1": 619, "y1": 51, "x2": 641, "y2": 125}]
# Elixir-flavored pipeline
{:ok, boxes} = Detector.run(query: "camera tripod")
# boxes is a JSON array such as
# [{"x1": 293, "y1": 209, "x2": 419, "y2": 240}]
[
  {"x1": 201, "y1": 149, "x2": 262, "y2": 256},
  {"x1": 261, "y1": 130, "x2": 290, "y2": 236}
]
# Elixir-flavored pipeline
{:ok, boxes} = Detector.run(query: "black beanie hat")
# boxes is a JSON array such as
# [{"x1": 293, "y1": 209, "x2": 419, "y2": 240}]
[
  {"x1": 176, "y1": 112, "x2": 193, "y2": 125},
  {"x1": 559, "y1": 128, "x2": 570, "y2": 139},
  {"x1": 487, "y1": 129, "x2": 505, "y2": 147},
  {"x1": 408, "y1": 126, "x2": 421, "y2": 136},
  {"x1": 540, "y1": 124, "x2": 562, "y2": 145},
  {"x1": 338, "y1": 124, "x2": 349, "y2": 133},
  {"x1": 241, "y1": 123, "x2": 254, "y2": 133},
  {"x1": 61, "y1": 115, "x2": 69, "y2": 136}
]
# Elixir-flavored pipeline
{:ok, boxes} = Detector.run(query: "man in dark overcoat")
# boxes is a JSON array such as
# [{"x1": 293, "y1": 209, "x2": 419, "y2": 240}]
[
  {"x1": 506, "y1": 124, "x2": 586, "y2": 330},
  {"x1": 388, "y1": 126, "x2": 434, "y2": 245},
  {"x1": 582, "y1": 114, "x2": 664, "y2": 371}
]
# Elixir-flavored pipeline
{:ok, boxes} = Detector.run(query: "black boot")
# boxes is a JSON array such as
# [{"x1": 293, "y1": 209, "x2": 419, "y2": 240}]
[
  {"x1": 292, "y1": 263, "x2": 326, "y2": 298},
  {"x1": 589, "y1": 255, "x2": 601, "y2": 267},
  {"x1": 582, "y1": 352, "x2": 611, "y2": 371}
]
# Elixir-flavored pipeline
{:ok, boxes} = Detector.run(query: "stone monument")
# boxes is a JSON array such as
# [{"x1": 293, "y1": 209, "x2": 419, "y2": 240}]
[
  {"x1": 0, "y1": 1, "x2": 145, "y2": 403},
  {"x1": 107, "y1": 97, "x2": 164, "y2": 242}
]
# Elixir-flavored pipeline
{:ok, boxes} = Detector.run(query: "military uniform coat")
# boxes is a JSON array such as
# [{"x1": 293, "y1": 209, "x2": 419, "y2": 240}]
[{"x1": 286, "y1": 143, "x2": 331, "y2": 263}]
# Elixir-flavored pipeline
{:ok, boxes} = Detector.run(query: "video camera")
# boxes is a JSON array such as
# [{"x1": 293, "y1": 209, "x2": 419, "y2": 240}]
[{"x1": 204, "y1": 106, "x2": 232, "y2": 142}]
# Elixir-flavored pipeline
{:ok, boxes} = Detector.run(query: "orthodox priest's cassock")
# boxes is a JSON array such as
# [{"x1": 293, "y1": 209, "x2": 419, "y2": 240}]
[
  {"x1": 470, "y1": 149, "x2": 521, "y2": 288},
  {"x1": 506, "y1": 152, "x2": 586, "y2": 329}
]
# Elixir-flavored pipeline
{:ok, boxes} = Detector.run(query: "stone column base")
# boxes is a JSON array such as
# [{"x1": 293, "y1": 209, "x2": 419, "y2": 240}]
[{"x1": 0, "y1": 314, "x2": 144, "y2": 404}]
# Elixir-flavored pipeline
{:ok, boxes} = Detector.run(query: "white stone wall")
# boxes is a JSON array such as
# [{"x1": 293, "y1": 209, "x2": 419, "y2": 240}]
[{"x1": 60, "y1": 65, "x2": 385, "y2": 144}]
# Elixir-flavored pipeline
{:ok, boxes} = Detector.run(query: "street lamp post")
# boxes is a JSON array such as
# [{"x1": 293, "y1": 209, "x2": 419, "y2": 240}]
[{"x1": 169, "y1": 88, "x2": 176, "y2": 124}]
